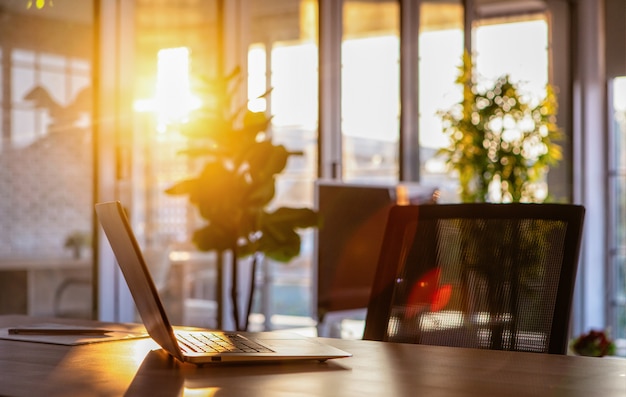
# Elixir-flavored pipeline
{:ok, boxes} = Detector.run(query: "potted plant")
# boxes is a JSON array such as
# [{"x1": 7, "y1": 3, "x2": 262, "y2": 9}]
[
  {"x1": 166, "y1": 67, "x2": 318, "y2": 331},
  {"x1": 571, "y1": 329, "x2": 617, "y2": 357},
  {"x1": 436, "y1": 52, "x2": 565, "y2": 348},
  {"x1": 437, "y1": 51, "x2": 563, "y2": 203},
  {"x1": 64, "y1": 230, "x2": 91, "y2": 260}
]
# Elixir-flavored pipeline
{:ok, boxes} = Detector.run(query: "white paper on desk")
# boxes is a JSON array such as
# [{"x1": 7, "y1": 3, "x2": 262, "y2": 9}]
[{"x1": 0, "y1": 323, "x2": 149, "y2": 346}]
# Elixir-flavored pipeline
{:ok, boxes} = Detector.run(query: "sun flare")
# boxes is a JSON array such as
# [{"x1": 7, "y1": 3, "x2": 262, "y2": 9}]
[{"x1": 135, "y1": 47, "x2": 201, "y2": 133}]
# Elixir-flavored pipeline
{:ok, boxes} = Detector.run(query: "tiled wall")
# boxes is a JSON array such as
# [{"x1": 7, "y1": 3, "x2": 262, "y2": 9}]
[
  {"x1": 0, "y1": 126, "x2": 92, "y2": 259},
  {"x1": 0, "y1": 7, "x2": 94, "y2": 260}
]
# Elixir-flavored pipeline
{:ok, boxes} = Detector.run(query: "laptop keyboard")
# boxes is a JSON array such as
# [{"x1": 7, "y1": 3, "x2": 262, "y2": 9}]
[{"x1": 176, "y1": 331, "x2": 274, "y2": 354}]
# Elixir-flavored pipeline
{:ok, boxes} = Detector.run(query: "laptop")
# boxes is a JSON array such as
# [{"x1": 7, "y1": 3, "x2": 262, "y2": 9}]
[{"x1": 95, "y1": 201, "x2": 351, "y2": 364}]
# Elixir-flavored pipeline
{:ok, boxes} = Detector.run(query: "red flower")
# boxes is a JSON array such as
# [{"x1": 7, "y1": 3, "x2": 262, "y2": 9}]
[{"x1": 571, "y1": 330, "x2": 616, "y2": 357}]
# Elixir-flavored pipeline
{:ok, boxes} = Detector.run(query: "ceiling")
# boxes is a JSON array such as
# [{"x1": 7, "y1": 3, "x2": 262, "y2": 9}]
[{"x1": 0, "y1": 0, "x2": 92, "y2": 23}]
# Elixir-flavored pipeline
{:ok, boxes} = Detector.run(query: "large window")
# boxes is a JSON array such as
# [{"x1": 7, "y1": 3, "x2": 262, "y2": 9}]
[{"x1": 96, "y1": 1, "x2": 601, "y2": 340}]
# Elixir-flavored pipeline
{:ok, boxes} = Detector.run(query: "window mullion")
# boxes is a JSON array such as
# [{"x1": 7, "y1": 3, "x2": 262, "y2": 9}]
[
  {"x1": 399, "y1": 0, "x2": 420, "y2": 182},
  {"x1": 318, "y1": 0, "x2": 343, "y2": 180}
]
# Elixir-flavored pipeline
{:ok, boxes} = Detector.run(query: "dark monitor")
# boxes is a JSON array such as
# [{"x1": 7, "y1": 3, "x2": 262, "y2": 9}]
[{"x1": 314, "y1": 180, "x2": 438, "y2": 323}]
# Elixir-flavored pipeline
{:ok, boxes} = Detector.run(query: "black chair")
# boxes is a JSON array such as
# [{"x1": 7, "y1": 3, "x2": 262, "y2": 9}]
[{"x1": 363, "y1": 203, "x2": 585, "y2": 354}]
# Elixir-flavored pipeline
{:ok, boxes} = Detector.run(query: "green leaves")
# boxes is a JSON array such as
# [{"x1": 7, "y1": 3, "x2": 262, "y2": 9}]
[
  {"x1": 240, "y1": 208, "x2": 320, "y2": 262},
  {"x1": 165, "y1": 67, "x2": 318, "y2": 263},
  {"x1": 438, "y1": 51, "x2": 562, "y2": 203}
]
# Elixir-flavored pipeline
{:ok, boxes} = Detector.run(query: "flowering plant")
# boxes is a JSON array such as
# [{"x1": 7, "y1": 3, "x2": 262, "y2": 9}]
[
  {"x1": 571, "y1": 330, "x2": 616, "y2": 357},
  {"x1": 438, "y1": 51, "x2": 562, "y2": 203}
]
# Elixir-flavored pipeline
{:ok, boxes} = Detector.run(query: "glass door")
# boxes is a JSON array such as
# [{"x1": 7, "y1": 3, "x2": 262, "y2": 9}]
[{"x1": 0, "y1": 1, "x2": 95, "y2": 319}]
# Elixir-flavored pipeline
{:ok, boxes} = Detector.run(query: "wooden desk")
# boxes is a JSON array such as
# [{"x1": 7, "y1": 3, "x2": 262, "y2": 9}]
[{"x1": 0, "y1": 315, "x2": 624, "y2": 397}]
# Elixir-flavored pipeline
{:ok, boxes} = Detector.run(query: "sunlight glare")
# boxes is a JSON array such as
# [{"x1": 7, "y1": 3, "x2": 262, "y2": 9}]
[
  {"x1": 154, "y1": 47, "x2": 200, "y2": 132},
  {"x1": 133, "y1": 47, "x2": 201, "y2": 133},
  {"x1": 183, "y1": 387, "x2": 220, "y2": 397},
  {"x1": 248, "y1": 45, "x2": 267, "y2": 112}
]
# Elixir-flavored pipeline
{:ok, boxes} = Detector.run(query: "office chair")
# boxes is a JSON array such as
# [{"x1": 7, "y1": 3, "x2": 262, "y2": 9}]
[{"x1": 363, "y1": 203, "x2": 585, "y2": 354}]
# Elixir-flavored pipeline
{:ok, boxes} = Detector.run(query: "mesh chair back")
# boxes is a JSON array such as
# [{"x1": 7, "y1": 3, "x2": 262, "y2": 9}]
[{"x1": 363, "y1": 203, "x2": 585, "y2": 354}]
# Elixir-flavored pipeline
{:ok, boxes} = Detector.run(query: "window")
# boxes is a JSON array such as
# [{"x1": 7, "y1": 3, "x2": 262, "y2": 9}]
[
  {"x1": 0, "y1": 2, "x2": 95, "y2": 319},
  {"x1": 342, "y1": 0, "x2": 399, "y2": 183},
  {"x1": 418, "y1": 1, "x2": 464, "y2": 190},
  {"x1": 475, "y1": 17, "x2": 548, "y2": 95},
  {"x1": 246, "y1": 39, "x2": 320, "y2": 325},
  {"x1": 100, "y1": 1, "x2": 585, "y2": 338},
  {"x1": 125, "y1": 0, "x2": 320, "y2": 330},
  {"x1": 418, "y1": 11, "x2": 551, "y2": 202},
  {"x1": 609, "y1": 76, "x2": 626, "y2": 340},
  {"x1": 11, "y1": 50, "x2": 90, "y2": 148}
]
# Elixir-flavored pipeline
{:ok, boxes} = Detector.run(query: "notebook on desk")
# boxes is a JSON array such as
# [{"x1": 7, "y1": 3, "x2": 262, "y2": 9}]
[{"x1": 95, "y1": 201, "x2": 351, "y2": 364}]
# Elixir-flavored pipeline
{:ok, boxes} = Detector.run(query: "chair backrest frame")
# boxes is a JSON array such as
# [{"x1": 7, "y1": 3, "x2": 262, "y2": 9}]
[{"x1": 363, "y1": 203, "x2": 585, "y2": 355}]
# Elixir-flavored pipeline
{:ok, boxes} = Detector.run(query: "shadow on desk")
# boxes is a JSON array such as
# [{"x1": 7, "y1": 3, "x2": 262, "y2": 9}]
[{"x1": 126, "y1": 349, "x2": 350, "y2": 396}]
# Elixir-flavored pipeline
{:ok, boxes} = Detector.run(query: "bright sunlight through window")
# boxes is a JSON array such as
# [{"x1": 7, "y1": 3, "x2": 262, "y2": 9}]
[{"x1": 134, "y1": 47, "x2": 200, "y2": 133}]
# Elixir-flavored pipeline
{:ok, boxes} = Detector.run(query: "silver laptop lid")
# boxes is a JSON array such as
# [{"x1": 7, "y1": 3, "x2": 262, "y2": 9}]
[{"x1": 95, "y1": 201, "x2": 184, "y2": 361}]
